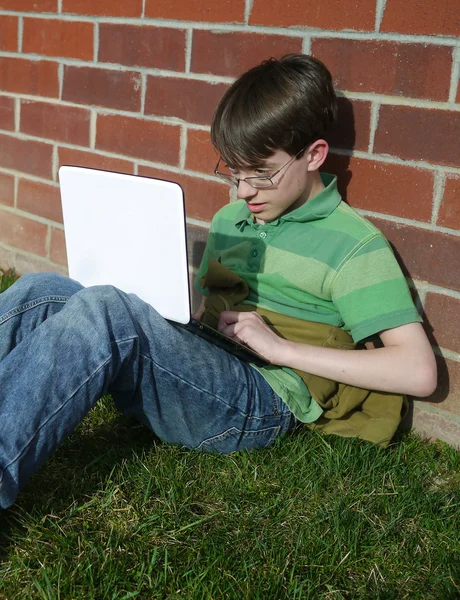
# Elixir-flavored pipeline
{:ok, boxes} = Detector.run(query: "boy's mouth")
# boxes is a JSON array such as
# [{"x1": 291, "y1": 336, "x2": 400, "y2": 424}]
[{"x1": 246, "y1": 202, "x2": 267, "y2": 213}]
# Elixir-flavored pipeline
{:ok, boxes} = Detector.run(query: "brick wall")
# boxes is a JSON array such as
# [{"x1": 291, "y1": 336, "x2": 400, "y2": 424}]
[{"x1": 0, "y1": 0, "x2": 459, "y2": 445}]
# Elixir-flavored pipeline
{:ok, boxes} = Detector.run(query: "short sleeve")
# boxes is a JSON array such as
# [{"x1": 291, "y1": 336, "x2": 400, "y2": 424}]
[{"x1": 331, "y1": 234, "x2": 422, "y2": 342}]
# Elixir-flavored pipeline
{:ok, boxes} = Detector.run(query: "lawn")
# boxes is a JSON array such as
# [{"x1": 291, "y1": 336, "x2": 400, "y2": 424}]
[{"x1": 0, "y1": 271, "x2": 459, "y2": 599}]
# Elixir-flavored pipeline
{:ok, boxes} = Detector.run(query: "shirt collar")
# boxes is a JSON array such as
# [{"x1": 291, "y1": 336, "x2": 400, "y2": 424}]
[{"x1": 235, "y1": 173, "x2": 341, "y2": 230}]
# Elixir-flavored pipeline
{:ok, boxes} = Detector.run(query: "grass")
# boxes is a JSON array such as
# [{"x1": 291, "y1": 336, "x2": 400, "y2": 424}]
[{"x1": 0, "y1": 271, "x2": 459, "y2": 599}]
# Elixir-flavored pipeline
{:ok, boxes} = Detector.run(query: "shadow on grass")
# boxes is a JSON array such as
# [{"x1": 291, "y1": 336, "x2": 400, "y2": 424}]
[{"x1": 0, "y1": 413, "x2": 159, "y2": 559}]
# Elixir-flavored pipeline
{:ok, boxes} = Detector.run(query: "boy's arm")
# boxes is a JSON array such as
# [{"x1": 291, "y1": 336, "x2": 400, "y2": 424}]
[{"x1": 218, "y1": 312, "x2": 437, "y2": 398}]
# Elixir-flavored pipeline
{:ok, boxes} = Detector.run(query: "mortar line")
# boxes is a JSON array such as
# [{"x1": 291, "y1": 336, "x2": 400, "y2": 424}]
[
  {"x1": 140, "y1": 72, "x2": 147, "y2": 114},
  {"x1": 0, "y1": 203, "x2": 66, "y2": 227},
  {"x1": 434, "y1": 346, "x2": 460, "y2": 362},
  {"x1": 93, "y1": 22, "x2": 99, "y2": 63},
  {"x1": 448, "y1": 47, "x2": 460, "y2": 103},
  {"x1": 14, "y1": 97, "x2": 20, "y2": 133},
  {"x1": 3, "y1": 51, "x2": 460, "y2": 110},
  {"x1": 244, "y1": 0, "x2": 254, "y2": 24},
  {"x1": 141, "y1": 0, "x2": 146, "y2": 18},
  {"x1": 17, "y1": 16, "x2": 23, "y2": 53},
  {"x1": 13, "y1": 175, "x2": 18, "y2": 209},
  {"x1": 57, "y1": 0, "x2": 63, "y2": 12},
  {"x1": 58, "y1": 63, "x2": 64, "y2": 100},
  {"x1": 52, "y1": 145, "x2": 59, "y2": 182},
  {"x1": 356, "y1": 208, "x2": 460, "y2": 237},
  {"x1": 89, "y1": 110, "x2": 97, "y2": 149},
  {"x1": 431, "y1": 172, "x2": 446, "y2": 226},
  {"x1": 185, "y1": 29, "x2": 193, "y2": 73},
  {"x1": 45, "y1": 224, "x2": 52, "y2": 260},
  {"x1": 186, "y1": 216, "x2": 212, "y2": 229},
  {"x1": 1, "y1": 12, "x2": 460, "y2": 45},
  {"x1": 2, "y1": 86, "x2": 460, "y2": 122},
  {"x1": 302, "y1": 37, "x2": 311, "y2": 54},
  {"x1": 330, "y1": 146, "x2": 460, "y2": 175},
  {"x1": 375, "y1": 0, "x2": 388, "y2": 32},
  {"x1": 179, "y1": 126, "x2": 187, "y2": 169},
  {"x1": 413, "y1": 282, "x2": 460, "y2": 300},
  {"x1": 367, "y1": 102, "x2": 380, "y2": 153}
]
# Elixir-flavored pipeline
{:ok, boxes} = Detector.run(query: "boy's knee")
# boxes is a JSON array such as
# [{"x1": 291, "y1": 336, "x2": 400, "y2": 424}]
[
  {"x1": 19, "y1": 272, "x2": 83, "y2": 297},
  {"x1": 76, "y1": 284, "x2": 124, "y2": 313}
]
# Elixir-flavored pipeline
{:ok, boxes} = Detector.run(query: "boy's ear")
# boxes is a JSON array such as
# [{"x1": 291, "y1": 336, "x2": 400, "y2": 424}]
[{"x1": 306, "y1": 139, "x2": 329, "y2": 172}]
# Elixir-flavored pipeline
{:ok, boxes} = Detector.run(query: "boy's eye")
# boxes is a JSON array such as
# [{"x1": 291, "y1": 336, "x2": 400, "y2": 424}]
[{"x1": 255, "y1": 169, "x2": 271, "y2": 176}]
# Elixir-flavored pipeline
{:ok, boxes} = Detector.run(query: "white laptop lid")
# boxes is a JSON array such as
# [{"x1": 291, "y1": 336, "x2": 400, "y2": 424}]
[{"x1": 59, "y1": 166, "x2": 191, "y2": 324}]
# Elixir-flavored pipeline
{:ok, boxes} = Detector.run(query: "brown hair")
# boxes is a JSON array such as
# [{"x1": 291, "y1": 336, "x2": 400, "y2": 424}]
[{"x1": 211, "y1": 54, "x2": 337, "y2": 168}]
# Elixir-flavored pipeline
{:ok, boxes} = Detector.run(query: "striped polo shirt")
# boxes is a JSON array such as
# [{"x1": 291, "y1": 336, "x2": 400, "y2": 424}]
[{"x1": 194, "y1": 173, "x2": 421, "y2": 421}]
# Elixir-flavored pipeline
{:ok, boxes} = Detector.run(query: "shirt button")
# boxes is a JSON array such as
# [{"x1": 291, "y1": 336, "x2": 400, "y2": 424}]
[
  {"x1": 252, "y1": 250, "x2": 258, "y2": 257},
  {"x1": 259, "y1": 231, "x2": 267, "y2": 239}
]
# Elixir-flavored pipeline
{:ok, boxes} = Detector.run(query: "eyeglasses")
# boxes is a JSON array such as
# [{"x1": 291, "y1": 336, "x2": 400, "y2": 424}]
[{"x1": 214, "y1": 145, "x2": 309, "y2": 189}]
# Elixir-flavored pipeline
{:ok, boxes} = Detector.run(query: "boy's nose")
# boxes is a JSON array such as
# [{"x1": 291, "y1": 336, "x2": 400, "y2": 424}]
[{"x1": 237, "y1": 179, "x2": 258, "y2": 201}]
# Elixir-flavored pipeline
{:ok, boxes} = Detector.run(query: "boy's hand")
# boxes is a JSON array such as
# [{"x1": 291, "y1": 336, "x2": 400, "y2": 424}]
[{"x1": 217, "y1": 311, "x2": 287, "y2": 364}]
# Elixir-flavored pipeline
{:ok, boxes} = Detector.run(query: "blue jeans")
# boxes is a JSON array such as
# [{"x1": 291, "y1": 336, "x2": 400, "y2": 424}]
[{"x1": 0, "y1": 273, "x2": 297, "y2": 508}]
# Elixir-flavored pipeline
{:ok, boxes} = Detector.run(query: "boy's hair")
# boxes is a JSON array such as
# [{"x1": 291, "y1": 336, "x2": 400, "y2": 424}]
[{"x1": 211, "y1": 54, "x2": 337, "y2": 168}]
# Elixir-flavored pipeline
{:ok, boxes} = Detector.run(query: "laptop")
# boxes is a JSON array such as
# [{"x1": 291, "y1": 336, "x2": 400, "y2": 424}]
[{"x1": 58, "y1": 166, "x2": 268, "y2": 367}]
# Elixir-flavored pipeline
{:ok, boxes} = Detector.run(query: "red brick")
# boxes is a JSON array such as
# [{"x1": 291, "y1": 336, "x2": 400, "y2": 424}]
[
  {"x1": 58, "y1": 147, "x2": 135, "y2": 176},
  {"x1": 17, "y1": 178, "x2": 63, "y2": 223},
  {"x1": 20, "y1": 100, "x2": 91, "y2": 146},
  {"x1": 23, "y1": 18, "x2": 93, "y2": 61},
  {"x1": 371, "y1": 218, "x2": 460, "y2": 292},
  {"x1": 99, "y1": 24, "x2": 186, "y2": 71},
  {"x1": 96, "y1": 114, "x2": 180, "y2": 166},
  {"x1": 0, "y1": 172, "x2": 14, "y2": 207},
  {"x1": 0, "y1": 208, "x2": 47, "y2": 256},
  {"x1": 50, "y1": 227, "x2": 67, "y2": 266},
  {"x1": 0, "y1": 16, "x2": 18, "y2": 52},
  {"x1": 249, "y1": 0, "x2": 375, "y2": 31},
  {"x1": 138, "y1": 165, "x2": 230, "y2": 222},
  {"x1": 0, "y1": 133, "x2": 53, "y2": 178},
  {"x1": 62, "y1": 0, "x2": 142, "y2": 17},
  {"x1": 191, "y1": 31, "x2": 302, "y2": 78},
  {"x1": 144, "y1": 0, "x2": 245, "y2": 23},
  {"x1": 145, "y1": 77, "x2": 229, "y2": 127},
  {"x1": 381, "y1": 0, "x2": 460, "y2": 37},
  {"x1": 424, "y1": 293, "x2": 460, "y2": 354},
  {"x1": 312, "y1": 39, "x2": 452, "y2": 102},
  {"x1": 62, "y1": 66, "x2": 141, "y2": 112},
  {"x1": 0, "y1": 96, "x2": 15, "y2": 131},
  {"x1": 425, "y1": 356, "x2": 460, "y2": 416},
  {"x1": 323, "y1": 154, "x2": 434, "y2": 222},
  {"x1": 374, "y1": 106, "x2": 460, "y2": 169},
  {"x1": 185, "y1": 129, "x2": 219, "y2": 174},
  {"x1": 0, "y1": 57, "x2": 59, "y2": 97},
  {"x1": 0, "y1": 0, "x2": 57, "y2": 11},
  {"x1": 437, "y1": 175, "x2": 460, "y2": 230},
  {"x1": 326, "y1": 98, "x2": 371, "y2": 152}
]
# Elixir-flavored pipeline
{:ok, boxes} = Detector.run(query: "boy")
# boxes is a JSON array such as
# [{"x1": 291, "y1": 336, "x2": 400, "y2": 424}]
[{"x1": 0, "y1": 55, "x2": 436, "y2": 509}]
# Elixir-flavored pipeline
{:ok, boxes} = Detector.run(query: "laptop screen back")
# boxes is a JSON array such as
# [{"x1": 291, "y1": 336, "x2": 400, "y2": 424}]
[{"x1": 59, "y1": 166, "x2": 191, "y2": 324}]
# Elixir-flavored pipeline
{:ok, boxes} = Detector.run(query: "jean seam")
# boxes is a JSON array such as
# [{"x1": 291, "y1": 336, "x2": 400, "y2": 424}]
[
  {"x1": 0, "y1": 337, "x2": 137, "y2": 483},
  {"x1": 0, "y1": 296, "x2": 70, "y2": 326},
  {"x1": 198, "y1": 424, "x2": 282, "y2": 449}
]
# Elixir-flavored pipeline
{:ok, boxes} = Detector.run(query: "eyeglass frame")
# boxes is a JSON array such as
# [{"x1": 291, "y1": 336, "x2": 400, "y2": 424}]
[{"x1": 214, "y1": 144, "x2": 310, "y2": 189}]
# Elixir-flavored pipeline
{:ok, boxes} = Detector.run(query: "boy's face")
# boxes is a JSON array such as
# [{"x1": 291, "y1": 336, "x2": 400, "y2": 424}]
[{"x1": 231, "y1": 148, "x2": 320, "y2": 224}]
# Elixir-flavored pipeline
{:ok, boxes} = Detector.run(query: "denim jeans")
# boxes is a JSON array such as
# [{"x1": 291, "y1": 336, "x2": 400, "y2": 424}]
[{"x1": 0, "y1": 273, "x2": 297, "y2": 508}]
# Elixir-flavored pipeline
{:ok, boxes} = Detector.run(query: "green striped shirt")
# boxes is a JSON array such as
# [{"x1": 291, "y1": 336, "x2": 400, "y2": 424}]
[{"x1": 194, "y1": 173, "x2": 421, "y2": 422}]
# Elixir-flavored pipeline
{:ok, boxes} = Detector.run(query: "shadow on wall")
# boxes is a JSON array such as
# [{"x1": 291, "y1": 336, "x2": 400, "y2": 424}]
[{"x1": 187, "y1": 96, "x2": 449, "y2": 422}]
